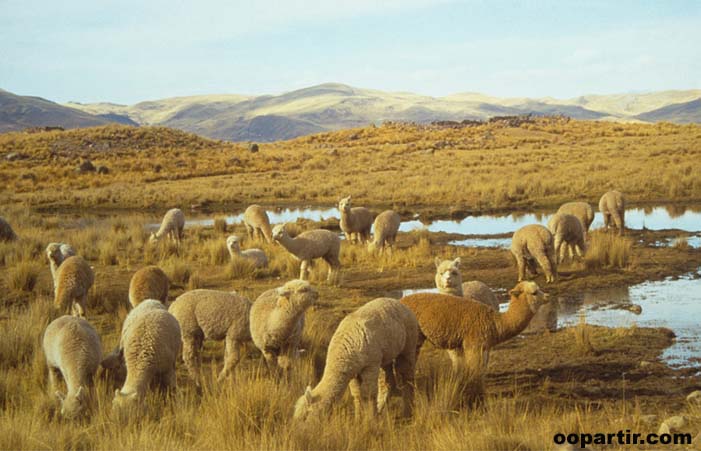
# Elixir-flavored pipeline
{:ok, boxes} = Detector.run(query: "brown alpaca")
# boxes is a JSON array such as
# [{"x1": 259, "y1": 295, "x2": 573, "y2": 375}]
[
  {"x1": 128, "y1": 266, "x2": 169, "y2": 308},
  {"x1": 401, "y1": 281, "x2": 549, "y2": 372}
]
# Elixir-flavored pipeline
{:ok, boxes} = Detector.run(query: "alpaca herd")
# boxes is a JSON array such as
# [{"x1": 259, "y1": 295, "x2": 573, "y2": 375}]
[{"x1": 1, "y1": 190, "x2": 626, "y2": 421}]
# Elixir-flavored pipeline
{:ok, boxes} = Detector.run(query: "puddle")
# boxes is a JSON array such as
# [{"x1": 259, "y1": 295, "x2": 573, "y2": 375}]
[
  {"x1": 558, "y1": 269, "x2": 701, "y2": 368},
  {"x1": 183, "y1": 207, "x2": 338, "y2": 228},
  {"x1": 448, "y1": 237, "x2": 512, "y2": 249},
  {"x1": 652, "y1": 235, "x2": 701, "y2": 249}
]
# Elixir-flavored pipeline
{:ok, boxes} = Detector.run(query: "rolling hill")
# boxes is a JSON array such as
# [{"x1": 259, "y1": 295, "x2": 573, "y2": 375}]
[
  {"x1": 634, "y1": 98, "x2": 701, "y2": 124},
  {"x1": 2, "y1": 84, "x2": 700, "y2": 141},
  {"x1": 0, "y1": 89, "x2": 136, "y2": 133}
]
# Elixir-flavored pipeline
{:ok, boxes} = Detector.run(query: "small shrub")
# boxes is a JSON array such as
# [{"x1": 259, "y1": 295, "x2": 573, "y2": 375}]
[
  {"x1": 573, "y1": 312, "x2": 596, "y2": 356},
  {"x1": 224, "y1": 257, "x2": 257, "y2": 280},
  {"x1": 213, "y1": 218, "x2": 228, "y2": 234},
  {"x1": 161, "y1": 258, "x2": 192, "y2": 285},
  {"x1": 5, "y1": 261, "x2": 41, "y2": 292},
  {"x1": 672, "y1": 236, "x2": 689, "y2": 250},
  {"x1": 584, "y1": 232, "x2": 632, "y2": 270}
]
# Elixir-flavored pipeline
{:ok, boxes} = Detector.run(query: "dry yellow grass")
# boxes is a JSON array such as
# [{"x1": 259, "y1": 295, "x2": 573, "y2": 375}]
[{"x1": 1, "y1": 119, "x2": 701, "y2": 214}]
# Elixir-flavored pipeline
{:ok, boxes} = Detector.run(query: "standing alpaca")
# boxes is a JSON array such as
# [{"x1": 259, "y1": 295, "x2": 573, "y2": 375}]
[
  {"x1": 243, "y1": 205, "x2": 273, "y2": 243},
  {"x1": 293, "y1": 298, "x2": 417, "y2": 421},
  {"x1": 338, "y1": 196, "x2": 373, "y2": 244},
  {"x1": 599, "y1": 190, "x2": 626, "y2": 235},
  {"x1": 510, "y1": 224, "x2": 557, "y2": 283},
  {"x1": 272, "y1": 224, "x2": 341, "y2": 284},
  {"x1": 150, "y1": 208, "x2": 185, "y2": 244},
  {"x1": 401, "y1": 281, "x2": 549, "y2": 372}
]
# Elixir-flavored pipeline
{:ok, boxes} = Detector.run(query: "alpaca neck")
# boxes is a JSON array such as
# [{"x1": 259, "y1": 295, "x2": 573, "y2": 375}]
[
  {"x1": 279, "y1": 234, "x2": 303, "y2": 257},
  {"x1": 260, "y1": 223, "x2": 273, "y2": 242},
  {"x1": 494, "y1": 296, "x2": 536, "y2": 343},
  {"x1": 268, "y1": 309, "x2": 304, "y2": 344},
  {"x1": 340, "y1": 208, "x2": 353, "y2": 229},
  {"x1": 312, "y1": 368, "x2": 352, "y2": 412},
  {"x1": 439, "y1": 285, "x2": 463, "y2": 297}
]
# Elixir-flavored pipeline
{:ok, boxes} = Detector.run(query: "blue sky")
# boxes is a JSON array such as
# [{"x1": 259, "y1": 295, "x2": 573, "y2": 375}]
[{"x1": 1, "y1": 0, "x2": 699, "y2": 103}]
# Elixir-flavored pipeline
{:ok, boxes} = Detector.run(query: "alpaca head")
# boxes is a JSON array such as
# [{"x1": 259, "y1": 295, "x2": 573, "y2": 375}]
[
  {"x1": 57, "y1": 385, "x2": 89, "y2": 419},
  {"x1": 434, "y1": 257, "x2": 462, "y2": 295},
  {"x1": 46, "y1": 242, "x2": 63, "y2": 265},
  {"x1": 112, "y1": 389, "x2": 139, "y2": 411},
  {"x1": 226, "y1": 235, "x2": 240, "y2": 253},
  {"x1": 276, "y1": 279, "x2": 318, "y2": 311},
  {"x1": 293, "y1": 386, "x2": 321, "y2": 421},
  {"x1": 509, "y1": 281, "x2": 549, "y2": 313},
  {"x1": 338, "y1": 196, "x2": 352, "y2": 213},
  {"x1": 271, "y1": 224, "x2": 288, "y2": 242}
]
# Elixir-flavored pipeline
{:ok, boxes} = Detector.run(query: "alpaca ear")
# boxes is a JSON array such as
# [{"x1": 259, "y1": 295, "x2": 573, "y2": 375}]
[
  {"x1": 276, "y1": 289, "x2": 291, "y2": 308},
  {"x1": 453, "y1": 257, "x2": 461, "y2": 268},
  {"x1": 434, "y1": 257, "x2": 442, "y2": 269},
  {"x1": 304, "y1": 386, "x2": 313, "y2": 403}
]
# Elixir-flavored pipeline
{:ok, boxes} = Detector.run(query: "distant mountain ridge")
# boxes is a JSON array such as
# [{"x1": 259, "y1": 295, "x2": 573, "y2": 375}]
[
  {"x1": 2, "y1": 84, "x2": 700, "y2": 141},
  {"x1": 0, "y1": 89, "x2": 116, "y2": 133}
]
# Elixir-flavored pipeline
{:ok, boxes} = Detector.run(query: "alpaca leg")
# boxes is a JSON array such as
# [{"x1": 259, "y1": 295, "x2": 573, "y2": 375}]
[
  {"x1": 245, "y1": 223, "x2": 254, "y2": 240},
  {"x1": 349, "y1": 377, "x2": 362, "y2": 418},
  {"x1": 394, "y1": 353, "x2": 416, "y2": 417},
  {"x1": 533, "y1": 249, "x2": 554, "y2": 283},
  {"x1": 603, "y1": 213, "x2": 611, "y2": 232},
  {"x1": 261, "y1": 350, "x2": 279, "y2": 373},
  {"x1": 218, "y1": 336, "x2": 242, "y2": 382},
  {"x1": 613, "y1": 210, "x2": 625, "y2": 235},
  {"x1": 553, "y1": 236, "x2": 563, "y2": 264},
  {"x1": 161, "y1": 367, "x2": 177, "y2": 394},
  {"x1": 447, "y1": 349, "x2": 464, "y2": 372},
  {"x1": 48, "y1": 366, "x2": 62, "y2": 394},
  {"x1": 299, "y1": 260, "x2": 310, "y2": 280},
  {"x1": 548, "y1": 248, "x2": 558, "y2": 282},
  {"x1": 514, "y1": 253, "x2": 526, "y2": 281},
  {"x1": 358, "y1": 366, "x2": 380, "y2": 418},
  {"x1": 376, "y1": 364, "x2": 394, "y2": 414},
  {"x1": 72, "y1": 298, "x2": 86, "y2": 318},
  {"x1": 183, "y1": 335, "x2": 203, "y2": 384}
]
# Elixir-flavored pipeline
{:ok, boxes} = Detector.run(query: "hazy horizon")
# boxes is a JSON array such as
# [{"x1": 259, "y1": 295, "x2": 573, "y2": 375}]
[{"x1": 2, "y1": 0, "x2": 700, "y2": 104}]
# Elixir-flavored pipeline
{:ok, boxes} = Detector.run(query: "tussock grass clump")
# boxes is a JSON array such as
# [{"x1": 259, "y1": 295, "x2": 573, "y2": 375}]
[
  {"x1": 97, "y1": 240, "x2": 119, "y2": 265},
  {"x1": 584, "y1": 231, "x2": 633, "y2": 270},
  {"x1": 5, "y1": 261, "x2": 41, "y2": 292},
  {"x1": 0, "y1": 297, "x2": 52, "y2": 370},
  {"x1": 573, "y1": 312, "x2": 596, "y2": 356},
  {"x1": 187, "y1": 270, "x2": 205, "y2": 290},
  {"x1": 224, "y1": 256, "x2": 257, "y2": 280},
  {"x1": 213, "y1": 218, "x2": 228, "y2": 234},
  {"x1": 161, "y1": 257, "x2": 192, "y2": 285},
  {"x1": 203, "y1": 239, "x2": 230, "y2": 265},
  {"x1": 673, "y1": 236, "x2": 689, "y2": 250}
]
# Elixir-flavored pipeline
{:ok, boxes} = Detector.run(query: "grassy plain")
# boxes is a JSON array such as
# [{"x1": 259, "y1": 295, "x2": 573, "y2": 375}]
[{"x1": 1, "y1": 119, "x2": 701, "y2": 449}]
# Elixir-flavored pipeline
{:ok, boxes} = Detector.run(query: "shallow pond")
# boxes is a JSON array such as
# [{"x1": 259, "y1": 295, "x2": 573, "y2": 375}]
[
  {"x1": 179, "y1": 205, "x2": 701, "y2": 243},
  {"x1": 557, "y1": 269, "x2": 701, "y2": 368}
]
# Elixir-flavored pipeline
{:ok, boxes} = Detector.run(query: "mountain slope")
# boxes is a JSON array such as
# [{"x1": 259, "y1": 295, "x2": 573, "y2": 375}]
[
  {"x1": 0, "y1": 89, "x2": 115, "y2": 132},
  {"x1": 634, "y1": 98, "x2": 701, "y2": 124},
  {"x1": 3, "y1": 84, "x2": 697, "y2": 141}
]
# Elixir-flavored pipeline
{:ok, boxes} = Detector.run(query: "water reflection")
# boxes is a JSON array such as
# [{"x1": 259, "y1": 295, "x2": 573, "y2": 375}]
[
  {"x1": 179, "y1": 204, "x2": 701, "y2": 235},
  {"x1": 559, "y1": 269, "x2": 701, "y2": 368}
]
